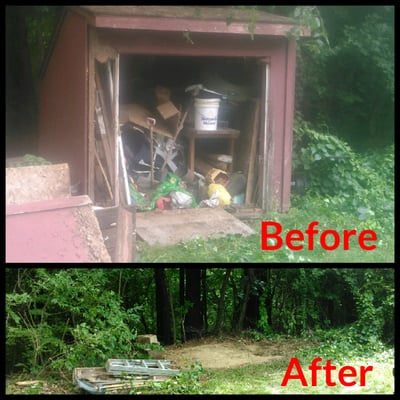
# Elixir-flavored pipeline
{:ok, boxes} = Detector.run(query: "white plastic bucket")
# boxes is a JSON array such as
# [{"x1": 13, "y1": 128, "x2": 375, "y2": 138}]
[{"x1": 194, "y1": 98, "x2": 220, "y2": 131}]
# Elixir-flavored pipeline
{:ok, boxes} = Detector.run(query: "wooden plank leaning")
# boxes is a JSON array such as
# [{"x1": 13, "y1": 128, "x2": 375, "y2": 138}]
[{"x1": 245, "y1": 98, "x2": 260, "y2": 205}]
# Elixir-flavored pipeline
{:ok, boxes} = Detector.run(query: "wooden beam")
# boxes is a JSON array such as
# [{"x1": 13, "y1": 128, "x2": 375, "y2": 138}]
[
  {"x1": 245, "y1": 98, "x2": 260, "y2": 205},
  {"x1": 94, "y1": 85, "x2": 114, "y2": 193},
  {"x1": 114, "y1": 204, "x2": 135, "y2": 262},
  {"x1": 93, "y1": 15, "x2": 307, "y2": 37},
  {"x1": 94, "y1": 148, "x2": 114, "y2": 200},
  {"x1": 88, "y1": 27, "x2": 97, "y2": 201},
  {"x1": 113, "y1": 55, "x2": 120, "y2": 206}
]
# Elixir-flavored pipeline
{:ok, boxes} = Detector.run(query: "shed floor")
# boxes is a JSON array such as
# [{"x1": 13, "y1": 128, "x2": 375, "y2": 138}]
[{"x1": 135, "y1": 207, "x2": 255, "y2": 246}]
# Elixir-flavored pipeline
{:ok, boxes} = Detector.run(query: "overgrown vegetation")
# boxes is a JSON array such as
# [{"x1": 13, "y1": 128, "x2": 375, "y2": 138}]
[
  {"x1": 5, "y1": 268, "x2": 394, "y2": 394},
  {"x1": 291, "y1": 115, "x2": 394, "y2": 235},
  {"x1": 291, "y1": 5, "x2": 394, "y2": 150},
  {"x1": 6, "y1": 269, "x2": 139, "y2": 374},
  {"x1": 6, "y1": 269, "x2": 393, "y2": 369}
]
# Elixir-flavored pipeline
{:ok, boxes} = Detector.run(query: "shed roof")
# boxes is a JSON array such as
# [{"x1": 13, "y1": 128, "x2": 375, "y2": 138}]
[
  {"x1": 71, "y1": 6, "x2": 310, "y2": 37},
  {"x1": 40, "y1": 6, "x2": 309, "y2": 78},
  {"x1": 77, "y1": 6, "x2": 295, "y2": 24}
]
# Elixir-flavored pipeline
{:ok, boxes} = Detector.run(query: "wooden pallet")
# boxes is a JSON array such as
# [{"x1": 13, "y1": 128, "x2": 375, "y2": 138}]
[{"x1": 73, "y1": 359, "x2": 179, "y2": 394}]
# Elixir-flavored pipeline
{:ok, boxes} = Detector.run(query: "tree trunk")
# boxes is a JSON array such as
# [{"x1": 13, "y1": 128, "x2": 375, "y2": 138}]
[
  {"x1": 235, "y1": 268, "x2": 255, "y2": 332},
  {"x1": 154, "y1": 268, "x2": 173, "y2": 345},
  {"x1": 167, "y1": 270, "x2": 176, "y2": 344},
  {"x1": 265, "y1": 268, "x2": 274, "y2": 327},
  {"x1": 244, "y1": 293, "x2": 259, "y2": 330},
  {"x1": 214, "y1": 268, "x2": 232, "y2": 335},
  {"x1": 201, "y1": 268, "x2": 208, "y2": 331},
  {"x1": 184, "y1": 268, "x2": 203, "y2": 340},
  {"x1": 179, "y1": 268, "x2": 185, "y2": 341}
]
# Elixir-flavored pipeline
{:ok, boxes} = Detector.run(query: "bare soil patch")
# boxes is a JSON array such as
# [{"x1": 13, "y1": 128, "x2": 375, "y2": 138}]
[{"x1": 163, "y1": 335, "x2": 315, "y2": 370}]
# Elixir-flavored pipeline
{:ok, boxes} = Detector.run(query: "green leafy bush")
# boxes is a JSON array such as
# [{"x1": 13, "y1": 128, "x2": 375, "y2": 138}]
[
  {"x1": 297, "y1": 324, "x2": 392, "y2": 365},
  {"x1": 6, "y1": 269, "x2": 140, "y2": 373},
  {"x1": 292, "y1": 116, "x2": 394, "y2": 235}
]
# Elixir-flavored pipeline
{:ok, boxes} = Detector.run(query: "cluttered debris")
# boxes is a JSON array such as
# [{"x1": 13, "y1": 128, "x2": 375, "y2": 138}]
[
  {"x1": 73, "y1": 335, "x2": 179, "y2": 394},
  {"x1": 118, "y1": 82, "x2": 248, "y2": 211},
  {"x1": 91, "y1": 56, "x2": 265, "y2": 249},
  {"x1": 129, "y1": 172, "x2": 197, "y2": 211},
  {"x1": 73, "y1": 359, "x2": 179, "y2": 394},
  {"x1": 93, "y1": 55, "x2": 260, "y2": 213}
]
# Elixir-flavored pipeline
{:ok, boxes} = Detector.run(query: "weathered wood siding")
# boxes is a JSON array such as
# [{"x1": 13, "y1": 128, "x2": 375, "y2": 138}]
[{"x1": 39, "y1": 10, "x2": 89, "y2": 193}]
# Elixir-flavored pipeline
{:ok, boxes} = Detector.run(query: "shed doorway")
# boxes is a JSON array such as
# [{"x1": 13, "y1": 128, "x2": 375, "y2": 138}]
[{"x1": 91, "y1": 53, "x2": 270, "y2": 218}]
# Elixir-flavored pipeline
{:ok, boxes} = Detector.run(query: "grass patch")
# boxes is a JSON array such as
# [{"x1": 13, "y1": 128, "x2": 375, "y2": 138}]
[{"x1": 198, "y1": 352, "x2": 394, "y2": 394}]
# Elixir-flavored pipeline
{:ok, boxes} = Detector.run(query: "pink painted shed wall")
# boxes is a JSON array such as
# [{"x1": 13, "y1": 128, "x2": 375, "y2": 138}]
[{"x1": 39, "y1": 11, "x2": 89, "y2": 193}]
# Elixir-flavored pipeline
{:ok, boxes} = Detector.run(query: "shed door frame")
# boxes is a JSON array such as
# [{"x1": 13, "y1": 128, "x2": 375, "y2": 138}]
[
  {"x1": 88, "y1": 32, "x2": 121, "y2": 207},
  {"x1": 261, "y1": 60, "x2": 271, "y2": 211},
  {"x1": 90, "y1": 51, "x2": 270, "y2": 210},
  {"x1": 90, "y1": 28, "x2": 295, "y2": 211}
]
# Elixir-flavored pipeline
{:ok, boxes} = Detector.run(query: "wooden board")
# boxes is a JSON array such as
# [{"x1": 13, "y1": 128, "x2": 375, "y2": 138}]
[
  {"x1": 135, "y1": 207, "x2": 255, "y2": 246},
  {"x1": 245, "y1": 98, "x2": 260, "y2": 204},
  {"x1": 94, "y1": 206, "x2": 137, "y2": 262}
]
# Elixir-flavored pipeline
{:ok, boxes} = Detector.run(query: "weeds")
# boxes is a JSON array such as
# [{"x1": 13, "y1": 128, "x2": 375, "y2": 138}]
[{"x1": 140, "y1": 361, "x2": 205, "y2": 394}]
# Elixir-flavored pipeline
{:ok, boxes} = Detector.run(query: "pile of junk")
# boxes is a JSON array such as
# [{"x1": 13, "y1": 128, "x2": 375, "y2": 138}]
[{"x1": 119, "y1": 82, "x2": 248, "y2": 212}]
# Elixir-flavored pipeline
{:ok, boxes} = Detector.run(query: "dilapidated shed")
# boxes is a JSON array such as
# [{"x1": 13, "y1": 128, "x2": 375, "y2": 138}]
[{"x1": 39, "y1": 6, "x2": 309, "y2": 213}]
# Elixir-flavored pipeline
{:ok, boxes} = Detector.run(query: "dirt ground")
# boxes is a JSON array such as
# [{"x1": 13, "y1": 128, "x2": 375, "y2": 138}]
[{"x1": 163, "y1": 335, "x2": 314, "y2": 370}]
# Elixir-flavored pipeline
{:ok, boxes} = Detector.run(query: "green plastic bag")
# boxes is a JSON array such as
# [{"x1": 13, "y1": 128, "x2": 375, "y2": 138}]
[{"x1": 150, "y1": 173, "x2": 197, "y2": 210}]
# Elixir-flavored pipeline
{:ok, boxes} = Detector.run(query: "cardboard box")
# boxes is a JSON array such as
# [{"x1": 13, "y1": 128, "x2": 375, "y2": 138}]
[
  {"x1": 156, "y1": 101, "x2": 180, "y2": 120},
  {"x1": 156, "y1": 101, "x2": 180, "y2": 135}
]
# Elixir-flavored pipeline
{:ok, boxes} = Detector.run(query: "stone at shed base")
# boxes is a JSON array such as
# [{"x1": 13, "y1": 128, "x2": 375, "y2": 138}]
[{"x1": 136, "y1": 334, "x2": 160, "y2": 345}]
